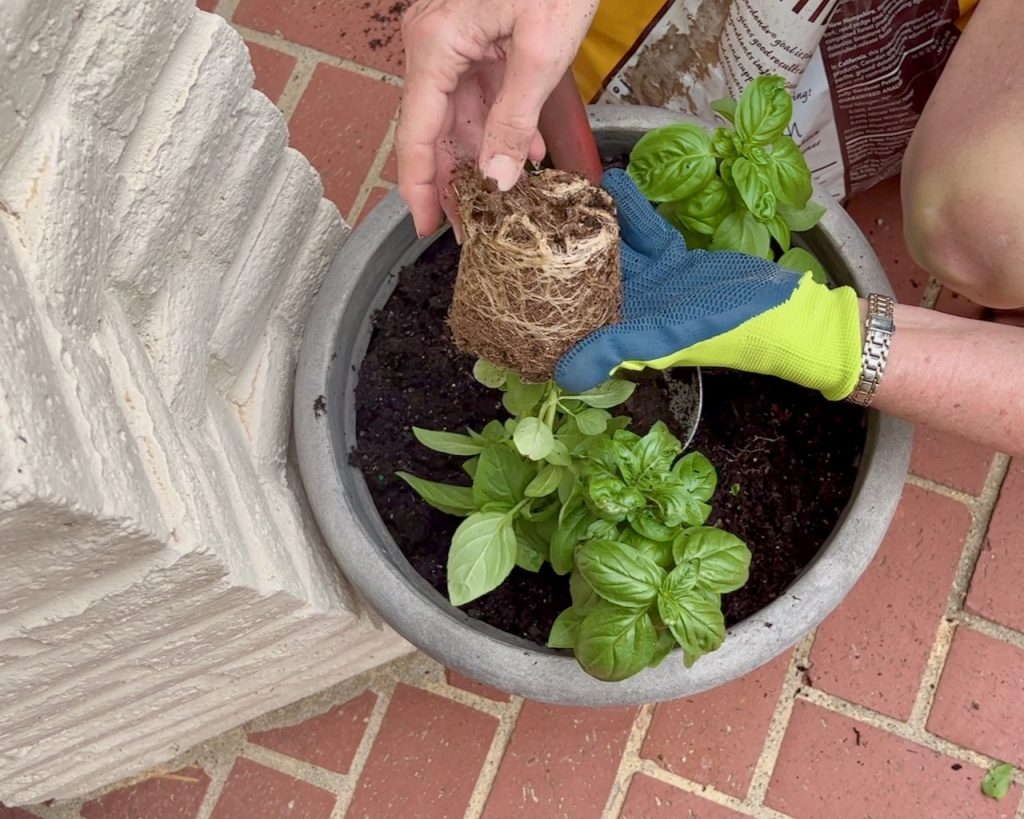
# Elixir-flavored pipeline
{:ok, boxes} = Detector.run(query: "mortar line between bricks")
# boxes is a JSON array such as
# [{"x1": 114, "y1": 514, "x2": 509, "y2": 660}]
[
  {"x1": 744, "y1": 632, "x2": 816, "y2": 808},
  {"x1": 462, "y1": 696, "x2": 525, "y2": 819},
  {"x1": 236, "y1": 743, "x2": 351, "y2": 798},
  {"x1": 193, "y1": 749, "x2": 237, "y2": 819},
  {"x1": 905, "y1": 472, "x2": 979, "y2": 505},
  {"x1": 921, "y1": 276, "x2": 943, "y2": 309},
  {"x1": 601, "y1": 702, "x2": 655, "y2": 818},
  {"x1": 1014, "y1": 777, "x2": 1024, "y2": 819},
  {"x1": 275, "y1": 53, "x2": 318, "y2": 124},
  {"x1": 326, "y1": 674, "x2": 400, "y2": 819},
  {"x1": 629, "y1": 759, "x2": 792, "y2": 819},
  {"x1": 229, "y1": 25, "x2": 404, "y2": 87},
  {"x1": 347, "y1": 114, "x2": 400, "y2": 225},
  {"x1": 957, "y1": 610, "x2": 1024, "y2": 651},
  {"x1": 798, "y1": 686, "x2": 1014, "y2": 771},
  {"x1": 213, "y1": 0, "x2": 241, "y2": 21},
  {"x1": 908, "y1": 456, "x2": 1008, "y2": 729}
]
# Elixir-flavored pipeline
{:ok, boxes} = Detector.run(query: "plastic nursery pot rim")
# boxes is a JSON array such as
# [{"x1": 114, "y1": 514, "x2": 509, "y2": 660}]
[{"x1": 294, "y1": 105, "x2": 913, "y2": 706}]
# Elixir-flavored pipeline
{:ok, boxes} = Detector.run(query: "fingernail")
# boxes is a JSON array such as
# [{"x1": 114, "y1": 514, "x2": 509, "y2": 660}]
[
  {"x1": 453, "y1": 223, "x2": 464, "y2": 245},
  {"x1": 481, "y1": 155, "x2": 521, "y2": 192}
]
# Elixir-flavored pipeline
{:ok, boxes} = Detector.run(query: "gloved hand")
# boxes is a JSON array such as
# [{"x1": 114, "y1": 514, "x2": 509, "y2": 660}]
[{"x1": 555, "y1": 169, "x2": 863, "y2": 400}]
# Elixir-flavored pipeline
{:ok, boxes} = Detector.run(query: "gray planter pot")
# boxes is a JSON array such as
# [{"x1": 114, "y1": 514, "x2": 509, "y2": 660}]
[{"x1": 294, "y1": 106, "x2": 913, "y2": 706}]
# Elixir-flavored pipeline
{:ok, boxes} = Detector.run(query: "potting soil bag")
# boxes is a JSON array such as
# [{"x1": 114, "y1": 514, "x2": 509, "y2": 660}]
[{"x1": 574, "y1": 0, "x2": 980, "y2": 201}]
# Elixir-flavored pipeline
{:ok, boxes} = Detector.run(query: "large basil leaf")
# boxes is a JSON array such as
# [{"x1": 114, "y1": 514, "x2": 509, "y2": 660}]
[
  {"x1": 779, "y1": 246, "x2": 829, "y2": 285},
  {"x1": 672, "y1": 451, "x2": 717, "y2": 501},
  {"x1": 513, "y1": 518, "x2": 548, "y2": 571},
  {"x1": 628, "y1": 510, "x2": 676, "y2": 543},
  {"x1": 472, "y1": 359, "x2": 508, "y2": 388},
  {"x1": 731, "y1": 158, "x2": 776, "y2": 222},
  {"x1": 661, "y1": 176, "x2": 732, "y2": 236},
  {"x1": 711, "y1": 210, "x2": 772, "y2": 259},
  {"x1": 575, "y1": 603, "x2": 659, "y2": 681},
  {"x1": 550, "y1": 503, "x2": 591, "y2": 575},
  {"x1": 513, "y1": 417, "x2": 555, "y2": 461},
  {"x1": 447, "y1": 511, "x2": 516, "y2": 606},
  {"x1": 565, "y1": 379, "x2": 636, "y2": 409},
  {"x1": 628, "y1": 124, "x2": 717, "y2": 202},
  {"x1": 657, "y1": 562, "x2": 700, "y2": 625},
  {"x1": 650, "y1": 483, "x2": 711, "y2": 528},
  {"x1": 569, "y1": 568, "x2": 600, "y2": 613},
  {"x1": 664, "y1": 588, "x2": 726, "y2": 660},
  {"x1": 736, "y1": 75, "x2": 792, "y2": 146},
  {"x1": 548, "y1": 607, "x2": 586, "y2": 649},
  {"x1": 412, "y1": 427, "x2": 483, "y2": 456},
  {"x1": 625, "y1": 530, "x2": 675, "y2": 569},
  {"x1": 525, "y1": 463, "x2": 563, "y2": 498},
  {"x1": 710, "y1": 97, "x2": 737, "y2": 124},
  {"x1": 767, "y1": 135, "x2": 813, "y2": 209},
  {"x1": 576, "y1": 539, "x2": 665, "y2": 609},
  {"x1": 673, "y1": 526, "x2": 751, "y2": 592},
  {"x1": 576, "y1": 408, "x2": 611, "y2": 436},
  {"x1": 648, "y1": 628, "x2": 677, "y2": 668},
  {"x1": 472, "y1": 442, "x2": 533, "y2": 506},
  {"x1": 502, "y1": 374, "x2": 547, "y2": 416},
  {"x1": 632, "y1": 421, "x2": 682, "y2": 482},
  {"x1": 396, "y1": 472, "x2": 476, "y2": 517},
  {"x1": 767, "y1": 214, "x2": 791, "y2": 252},
  {"x1": 778, "y1": 199, "x2": 826, "y2": 232}
]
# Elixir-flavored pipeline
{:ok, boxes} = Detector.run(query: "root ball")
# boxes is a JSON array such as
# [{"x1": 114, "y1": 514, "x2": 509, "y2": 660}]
[{"x1": 448, "y1": 166, "x2": 621, "y2": 383}]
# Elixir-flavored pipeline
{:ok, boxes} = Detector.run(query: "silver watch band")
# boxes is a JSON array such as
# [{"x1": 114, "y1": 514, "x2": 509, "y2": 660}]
[{"x1": 846, "y1": 293, "x2": 895, "y2": 407}]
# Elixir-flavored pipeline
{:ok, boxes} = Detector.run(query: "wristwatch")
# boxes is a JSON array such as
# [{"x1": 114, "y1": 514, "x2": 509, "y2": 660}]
[{"x1": 846, "y1": 293, "x2": 895, "y2": 407}]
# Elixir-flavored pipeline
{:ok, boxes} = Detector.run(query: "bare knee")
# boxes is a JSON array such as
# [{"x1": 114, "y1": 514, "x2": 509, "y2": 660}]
[{"x1": 902, "y1": 135, "x2": 1024, "y2": 309}]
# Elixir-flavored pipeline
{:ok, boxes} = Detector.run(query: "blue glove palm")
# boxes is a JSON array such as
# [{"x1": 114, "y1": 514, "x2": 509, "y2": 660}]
[{"x1": 555, "y1": 170, "x2": 862, "y2": 401}]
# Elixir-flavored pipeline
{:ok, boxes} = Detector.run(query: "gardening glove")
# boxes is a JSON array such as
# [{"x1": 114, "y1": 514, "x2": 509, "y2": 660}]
[{"x1": 555, "y1": 169, "x2": 863, "y2": 400}]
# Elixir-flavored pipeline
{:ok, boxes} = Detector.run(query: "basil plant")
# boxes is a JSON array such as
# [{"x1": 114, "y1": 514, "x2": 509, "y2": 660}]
[
  {"x1": 627, "y1": 74, "x2": 829, "y2": 282},
  {"x1": 398, "y1": 361, "x2": 749, "y2": 682}
]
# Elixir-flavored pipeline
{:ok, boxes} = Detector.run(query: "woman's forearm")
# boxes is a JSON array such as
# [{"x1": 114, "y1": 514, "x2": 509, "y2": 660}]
[{"x1": 871, "y1": 303, "x2": 1024, "y2": 455}]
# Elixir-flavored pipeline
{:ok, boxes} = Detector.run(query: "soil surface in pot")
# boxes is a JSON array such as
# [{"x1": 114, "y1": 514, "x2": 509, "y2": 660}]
[{"x1": 352, "y1": 234, "x2": 866, "y2": 645}]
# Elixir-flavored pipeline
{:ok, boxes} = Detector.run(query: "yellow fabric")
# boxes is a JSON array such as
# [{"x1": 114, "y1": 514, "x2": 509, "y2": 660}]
[
  {"x1": 572, "y1": 0, "x2": 668, "y2": 102},
  {"x1": 617, "y1": 273, "x2": 863, "y2": 401}
]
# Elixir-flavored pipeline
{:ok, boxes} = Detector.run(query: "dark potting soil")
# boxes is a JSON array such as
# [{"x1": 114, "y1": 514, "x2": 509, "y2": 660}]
[{"x1": 351, "y1": 233, "x2": 866, "y2": 645}]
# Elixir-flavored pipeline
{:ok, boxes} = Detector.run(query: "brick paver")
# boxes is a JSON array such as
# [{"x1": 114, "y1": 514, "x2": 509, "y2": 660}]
[
  {"x1": 808, "y1": 485, "x2": 971, "y2": 719},
  {"x1": 248, "y1": 690, "x2": 376, "y2": 774},
  {"x1": 928, "y1": 627, "x2": 1024, "y2": 767},
  {"x1": 910, "y1": 423, "x2": 995, "y2": 495},
  {"x1": 346, "y1": 684, "x2": 497, "y2": 819},
  {"x1": 210, "y1": 758, "x2": 336, "y2": 819},
  {"x1": 642, "y1": 652, "x2": 790, "y2": 799},
  {"x1": 966, "y1": 462, "x2": 1024, "y2": 631},
  {"x1": 620, "y1": 774, "x2": 747, "y2": 818},
  {"x1": 245, "y1": 41, "x2": 297, "y2": 103},
  {"x1": 445, "y1": 668, "x2": 512, "y2": 702},
  {"x1": 0, "y1": 807, "x2": 44, "y2": 819},
  {"x1": 287, "y1": 63, "x2": 400, "y2": 216},
  {"x1": 766, "y1": 700, "x2": 1018, "y2": 818},
  {"x1": 234, "y1": 0, "x2": 409, "y2": 75},
  {"x1": 80, "y1": 768, "x2": 210, "y2": 819},
  {"x1": 481, "y1": 702, "x2": 638, "y2": 818}
]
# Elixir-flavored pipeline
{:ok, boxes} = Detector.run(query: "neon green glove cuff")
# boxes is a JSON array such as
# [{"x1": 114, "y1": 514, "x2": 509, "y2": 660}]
[{"x1": 621, "y1": 273, "x2": 863, "y2": 401}]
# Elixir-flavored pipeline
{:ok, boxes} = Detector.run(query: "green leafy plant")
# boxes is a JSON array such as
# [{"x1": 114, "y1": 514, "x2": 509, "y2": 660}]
[
  {"x1": 982, "y1": 762, "x2": 1014, "y2": 800},
  {"x1": 627, "y1": 75, "x2": 828, "y2": 283},
  {"x1": 398, "y1": 364, "x2": 749, "y2": 682}
]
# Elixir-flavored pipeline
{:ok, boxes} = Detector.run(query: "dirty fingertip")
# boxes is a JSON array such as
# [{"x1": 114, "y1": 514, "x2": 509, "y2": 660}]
[{"x1": 480, "y1": 154, "x2": 521, "y2": 192}]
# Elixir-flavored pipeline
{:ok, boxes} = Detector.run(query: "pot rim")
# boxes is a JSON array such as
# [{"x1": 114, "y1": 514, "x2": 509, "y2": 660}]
[{"x1": 294, "y1": 105, "x2": 913, "y2": 705}]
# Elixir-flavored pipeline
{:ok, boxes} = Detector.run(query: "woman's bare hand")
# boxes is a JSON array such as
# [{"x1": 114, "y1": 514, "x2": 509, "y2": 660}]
[{"x1": 397, "y1": 0, "x2": 598, "y2": 237}]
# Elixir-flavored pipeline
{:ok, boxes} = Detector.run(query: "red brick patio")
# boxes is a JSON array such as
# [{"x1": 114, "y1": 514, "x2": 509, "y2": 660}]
[{"x1": 7, "y1": 2, "x2": 1022, "y2": 817}]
